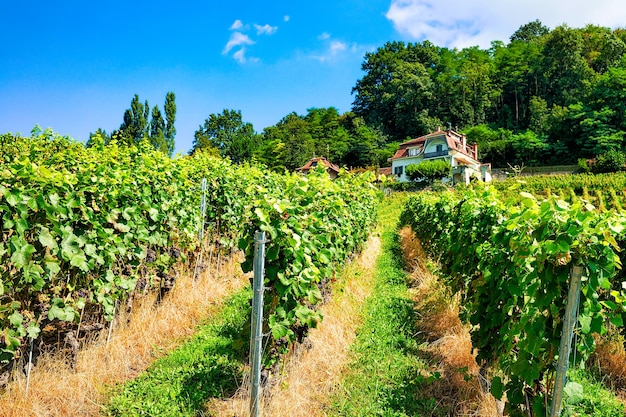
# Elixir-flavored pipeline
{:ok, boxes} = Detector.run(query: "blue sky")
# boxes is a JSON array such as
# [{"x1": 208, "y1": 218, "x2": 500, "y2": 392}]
[{"x1": 2, "y1": 0, "x2": 626, "y2": 155}]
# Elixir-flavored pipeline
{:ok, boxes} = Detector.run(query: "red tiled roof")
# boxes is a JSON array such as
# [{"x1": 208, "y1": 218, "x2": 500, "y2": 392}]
[
  {"x1": 296, "y1": 157, "x2": 340, "y2": 173},
  {"x1": 391, "y1": 148, "x2": 409, "y2": 159}
]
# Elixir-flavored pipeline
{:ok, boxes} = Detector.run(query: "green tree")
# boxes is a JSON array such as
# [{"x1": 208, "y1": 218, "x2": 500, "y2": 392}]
[
  {"x1": 455, "y1": 46, "x2": 498, "y2": 127},
  {"x1": 493, "y1": 38, "x2": 543, "y2": 130},
  {"x1": 119, "y1": 94, "x2": 150, "y2": 145},
  {"x1": 260, "y1": 113, "x2": 315, "y2": 170},
  {"x1": 305, "y1": 107, "x2": 341, "y2": 159},
  {"x1": 108, "y1": 93, "x2": 176, "y2": 156},
  {"x1": 580, "y1": 25, "x2": 626, "y2": 74},
  {"x1": 511, "y1": 130, "x2": 549, "y2": 166},
  {"x1": 465, "y1": 125, "x2": 516, "y2": 168},
  {"x1": 150, "y1": 105, "x2": 167, "y2": 154},
  {"x1": 528, "y1": 96, "x2": 550, "y2": 134},
  {"x1": 510, "y1": 19, "x2": 550, "y2": 43},
  {"x1": 352, "y1": 41, "x2": 440, "y2": 141},
  {"x1": 592, "y1": 149, "x2": 626, "y2": 173},
  {"x1": 86, "y1": 128, "x2": 110, "y2": 148},
  {"x1": 539, "y1": 25, "x2": 594, "y2": 107},
  {"x1": 164, "y1": 92, "x2": 176, "y2": 156},
  {"x1": 340, "y1": 113, "x2": 387, "y2": 167},
  {"x1": 592, "y1": 67, "x2": 626, "y2": 130},
  {"x1": 192, "y1": 109, "x2": 257, "y2": 163}
]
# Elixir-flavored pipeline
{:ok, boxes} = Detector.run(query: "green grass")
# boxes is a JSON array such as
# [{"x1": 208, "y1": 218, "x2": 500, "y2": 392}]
[
  {"x1": 328, "y1": 194, "x2": 443, "y2": 417},
  {"x1": 562, "y1": 368, "x2": 625, "y2": 417},
  {"x1": 105, "y1": 288, "x2": 251, "y2": 417}
]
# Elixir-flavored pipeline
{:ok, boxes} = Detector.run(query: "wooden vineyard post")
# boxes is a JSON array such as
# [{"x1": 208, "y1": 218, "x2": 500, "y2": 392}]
[
  {"x1": 250, "y1": 231, "x2": 267, "y2": 417},
  {"x1": 549, "y1": 265, "x2": 583, "y2": 417}
]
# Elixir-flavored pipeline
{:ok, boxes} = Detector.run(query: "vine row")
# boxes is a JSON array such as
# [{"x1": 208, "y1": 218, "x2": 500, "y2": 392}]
[
  {"x1": 399, "y1": 185, "x2": 626, "y2": 414},
  {"x1": 0, "y1": 129, "x2": 379, "y2": 367}
]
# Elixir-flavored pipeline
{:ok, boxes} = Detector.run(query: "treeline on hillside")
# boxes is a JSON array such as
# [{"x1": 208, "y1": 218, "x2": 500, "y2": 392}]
[
  {"x1": 89, "y1": 97, "x2": 392, "y2": 172},
  {"x1": 88, "y1": 20, "x2": 626, "y2": 170},
  {"x1": 190, "y1": 108, "x2": 393, "y2": 171},
  {"x1": 353, "y1": 20, "x2": 626, "y2": 167}
]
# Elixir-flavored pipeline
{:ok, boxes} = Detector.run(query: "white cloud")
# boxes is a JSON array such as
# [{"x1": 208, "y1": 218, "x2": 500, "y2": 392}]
[
  {"x1": 310, "y1": 36, "x2": 361, "y2": 62},
  {"x1": 223, "y1": 32, "x2": 255, "y2": 55},
  {"x1": 330, "y1": 41, "x2": 347, "y2": 54},
  {"x1": 386, "y1": 0, "x2": 626, "y2": 49},
  {"x1": 284, "y1": 15, "x2": 290, "y2": 22},
  {"x1": 254, "y1": 23, "x2": 278, "y2": 35},
  {"x1": 233, "y1": 48, "x2": 247, "y2": 63},
  {"x1": 317, "y1": 32, "x2": 331, "y2": 41},
  {"x1": 232, "y1": 47, "x2": 259, "y2": 64},
  {"x1": 230, "y1": 19, "x2": 245, "y2": 31}
]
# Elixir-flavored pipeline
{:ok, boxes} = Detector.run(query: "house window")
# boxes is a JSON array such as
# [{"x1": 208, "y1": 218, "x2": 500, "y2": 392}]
[
  {"x1": 394, "y1": 165, "x2": 404, "y2": 176},
  {"x1": 408, "y1": 148, "x2": 418, "y2": 156},
  {"x1": 436, "y1": 144, "x2": 443, "y2": 153}
]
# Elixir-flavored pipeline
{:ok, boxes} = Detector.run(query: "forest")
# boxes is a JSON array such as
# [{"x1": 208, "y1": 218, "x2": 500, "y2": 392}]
[{"x1": 91, "y1": 20, "x2": 626, "y2": 170}]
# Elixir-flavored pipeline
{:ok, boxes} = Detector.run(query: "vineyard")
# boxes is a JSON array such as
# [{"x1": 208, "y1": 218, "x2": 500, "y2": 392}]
[
  {"x1": 490, "y1": 173, "x2": 626, "y2": 211},
  {"x1": 400, "y1": 181, "x2": 626, "y2": 415},
  {"x1": 6, "y1": 128, "x2": 626, "y2": 416},
  {"x1": 0, "y1": 129, "x2": 380, "y2": 377}
]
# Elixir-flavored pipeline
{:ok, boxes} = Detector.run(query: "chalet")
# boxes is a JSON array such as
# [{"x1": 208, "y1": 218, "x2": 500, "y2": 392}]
[
  {"x1": 390, "y1": 127, "x2": 492, "y2": 184},
  {"x1": 296, "y1": 157, "x2": 341, "y2": 179}
]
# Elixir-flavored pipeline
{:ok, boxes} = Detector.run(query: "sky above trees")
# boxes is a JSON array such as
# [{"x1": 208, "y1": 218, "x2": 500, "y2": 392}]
[{"x1": 2, "y1": 0, "x2": 626, "y2": 154}]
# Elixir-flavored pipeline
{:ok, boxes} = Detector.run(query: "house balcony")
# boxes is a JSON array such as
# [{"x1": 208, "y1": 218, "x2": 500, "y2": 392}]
[{"x1": 423, "y1": 150, "x2": 449, "y2": 158}]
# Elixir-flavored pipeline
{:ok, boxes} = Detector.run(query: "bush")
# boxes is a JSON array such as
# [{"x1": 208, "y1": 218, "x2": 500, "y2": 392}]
[
  {"x1": 406, "y1": 159, "x2": 451, "y2": 183},
  {"x1": 577, "y1": 158, "x2": 591, "y2": 173},
  {"x1": 592, "y1": 149, "x2": 626, "y2": 174}
]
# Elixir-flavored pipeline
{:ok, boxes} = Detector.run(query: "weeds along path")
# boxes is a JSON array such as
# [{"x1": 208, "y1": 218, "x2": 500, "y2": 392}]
[
  {"x1": 205, "y1": 194, "x2": 404, "y2": 416},
  {"x1": 0, "y1": 247, "x2": 249, "y2": 417},
  {"x1": 263, "y1": 235, "x2": 380, "y2": 416}
]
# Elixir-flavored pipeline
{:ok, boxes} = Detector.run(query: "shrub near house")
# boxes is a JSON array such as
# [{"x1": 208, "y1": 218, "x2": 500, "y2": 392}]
[{"x1": 405, "y1": 159, "x2": 451, "y2": 184}]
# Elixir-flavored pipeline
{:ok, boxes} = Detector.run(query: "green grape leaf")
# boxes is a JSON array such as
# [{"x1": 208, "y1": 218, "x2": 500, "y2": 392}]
[
  {"x1": 39, "y1": 227, "x2": 58, "y2": 250},
  {"x1": 564, "y1": 381, "x2": 584, "y2": 405},
  {"x1": 491, "y1": 376, "x2": 505, "y2": 400}
]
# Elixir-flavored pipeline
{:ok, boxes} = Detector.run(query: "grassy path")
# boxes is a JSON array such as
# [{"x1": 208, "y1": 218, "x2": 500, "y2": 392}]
[
  {"x1": 106, "y1": 193, "x2": 439, "y2": 417},
  {"x1": 105, "y1": 195, "x2": 412, "y2": 417},
  {"x1": 257, "y1": 220, "x2": 381, "y2": 416},
  {"x1": 326, "y1": 193, "x2": 442, "y2": 416},
  {"x1": 106, "y1": 193, "x2": 625, "y2": 416},
  {"x1": 106, "y1": 289, "x2": 252, "y2": 416}
]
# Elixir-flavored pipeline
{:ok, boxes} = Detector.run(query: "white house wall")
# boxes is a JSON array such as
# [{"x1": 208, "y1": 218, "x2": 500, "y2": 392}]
[{"x1": 391, "y1": 155, "x2": 422, "y2": 182}]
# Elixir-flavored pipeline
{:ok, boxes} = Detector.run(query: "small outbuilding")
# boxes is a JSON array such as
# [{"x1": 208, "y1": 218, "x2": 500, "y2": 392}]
[{"x1": 296, "y1": 157, "x2": 341, "y2": 179}]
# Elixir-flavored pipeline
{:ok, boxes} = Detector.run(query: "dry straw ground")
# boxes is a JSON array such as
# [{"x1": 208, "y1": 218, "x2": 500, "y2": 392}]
[
  {"x1": 1, "y1": 226, "x2": 505, "y2": 417},
  {"x1": 593, "y1": 331, "x2": 626, "y2": 396},
  {"x1": 399, "y1": 226, "x2": 501, "y2": 417},
  {"x1": 0, "y1": 245, "x2": 249, "y2": 417}
]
